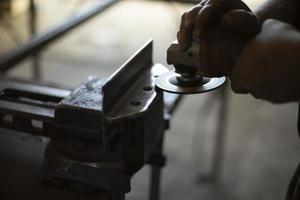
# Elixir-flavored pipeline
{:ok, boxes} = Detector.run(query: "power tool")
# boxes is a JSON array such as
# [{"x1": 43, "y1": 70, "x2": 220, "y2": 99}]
[
  {"x1": 156, "y1": 9, "x2": 260, "y2": 94},
  {"x1": 156, "y1": 40, "x2": 226, "y2": 94}
]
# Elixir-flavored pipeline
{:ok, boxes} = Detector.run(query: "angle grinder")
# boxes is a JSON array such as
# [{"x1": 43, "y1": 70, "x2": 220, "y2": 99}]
[
  {"x1": 156, "y1": 9, "x2": 260, "y2": 94},
  {"x1": 156, "y1": 40, "x2": 226, "y2": 94}
]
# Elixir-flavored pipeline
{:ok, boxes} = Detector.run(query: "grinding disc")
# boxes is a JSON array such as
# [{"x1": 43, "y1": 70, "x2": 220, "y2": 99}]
[{"x1": 155, "y1": 72, "x2": 226, "y2": 94}]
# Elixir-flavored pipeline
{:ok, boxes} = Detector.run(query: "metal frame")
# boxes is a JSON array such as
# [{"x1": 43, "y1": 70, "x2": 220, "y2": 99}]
[
  {"x1": 0, "y1": 0, "x2": 119, "y2": 72},
  {"x1": 29, "y1": 0, "x2": 41, "y2": 79}
]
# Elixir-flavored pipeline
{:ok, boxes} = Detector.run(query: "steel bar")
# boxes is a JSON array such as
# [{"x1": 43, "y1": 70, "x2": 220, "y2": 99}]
[{"x1": 0, "y1": 0, "x2": 119, "y2": 72}]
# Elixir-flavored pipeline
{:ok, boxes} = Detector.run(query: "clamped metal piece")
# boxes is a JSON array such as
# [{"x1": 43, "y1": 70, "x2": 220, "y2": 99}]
[{"x1": 156, "y1": 41, "x2": 226, "y2": 94}]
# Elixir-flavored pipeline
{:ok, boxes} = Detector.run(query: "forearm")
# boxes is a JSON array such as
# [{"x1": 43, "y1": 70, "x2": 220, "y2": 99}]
[{"x1": 253, "y1": 0, "x2": 296, "y2": 25}]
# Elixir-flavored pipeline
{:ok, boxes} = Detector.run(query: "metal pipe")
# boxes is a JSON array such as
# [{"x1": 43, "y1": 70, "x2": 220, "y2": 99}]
[
  {"x1": 211, "y1": 83, "x2": 229, "y2": 183},
  {"x1": 149, "y1": 137, "x2": 164, "y2": 200},
  {"x1": 29, "y1": 0, "x2": 41, "y2": 79},
  {"x1": 0, "y1": 0, "x2": 119, "y2": 72}
]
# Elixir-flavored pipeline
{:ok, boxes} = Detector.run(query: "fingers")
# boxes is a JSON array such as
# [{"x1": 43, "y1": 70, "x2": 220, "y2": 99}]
[
  {"x1": 178, "y1": 4, "x2": 203, "y2": 51},
  {"x1": 221, "y1": 9, "x2": 260, "y2": 36},
  {"x1": 192, "y1": 0, "x2": 254, "y2": 37},
  {"x1": 177, "y1": 13, "x2": 188, "y2": 50},
  {"x1": 197, "y1": 9, "x2": 260, "y2": 78},
  {"x1": 193, "y1": 3, "x2": 222, "y2": 38},
  {"x1": 178, "y1": 0, "x2": 248, "y2": 50}
]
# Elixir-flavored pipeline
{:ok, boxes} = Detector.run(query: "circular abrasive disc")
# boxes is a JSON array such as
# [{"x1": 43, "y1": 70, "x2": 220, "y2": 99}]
[{"x1": 155, "y1": 72, "x2": 226, "y2": 94}]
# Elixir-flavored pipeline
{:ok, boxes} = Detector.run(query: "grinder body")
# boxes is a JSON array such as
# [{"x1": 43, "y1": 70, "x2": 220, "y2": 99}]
[{"x1": 156, "y1": 40, "x2": 226, "y2": 94}]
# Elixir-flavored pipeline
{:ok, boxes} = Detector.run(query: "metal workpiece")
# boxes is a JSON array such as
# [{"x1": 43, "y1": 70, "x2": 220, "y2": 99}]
[{"x1": 103, "y1": 40, "x2": 166, "y2": 122}]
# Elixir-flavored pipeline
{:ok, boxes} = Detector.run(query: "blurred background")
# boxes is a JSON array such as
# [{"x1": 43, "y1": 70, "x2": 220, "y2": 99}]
[{"x1": 0, "y1": 0, "x2": 299, "y2": 199}]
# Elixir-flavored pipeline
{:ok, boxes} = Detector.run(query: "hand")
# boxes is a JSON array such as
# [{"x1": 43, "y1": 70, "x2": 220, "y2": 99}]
[
  {"x1": 177, "y1": 0, "x2": 254, "y2": 51},
  {"x1": 177, "y1": 0, "x2": 260, "y2": 77},
  {"x1": 230, "y1": 19, "x2": 300, "y2": 103}
]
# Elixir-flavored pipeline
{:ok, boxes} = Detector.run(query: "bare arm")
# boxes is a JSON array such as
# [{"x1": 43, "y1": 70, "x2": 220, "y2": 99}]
[{"x1": 253, "y1": 0, "x2": 296, "y2": 25}]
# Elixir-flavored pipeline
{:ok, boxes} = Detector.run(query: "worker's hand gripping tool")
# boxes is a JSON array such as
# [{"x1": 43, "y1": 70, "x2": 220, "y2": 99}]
[{"x1": 156, "y1": 8, "x2": 260, "y2": 94}]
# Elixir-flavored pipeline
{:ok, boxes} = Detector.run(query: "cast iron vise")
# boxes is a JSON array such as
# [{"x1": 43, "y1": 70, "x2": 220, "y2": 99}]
[{"x1": 0, "y1": 41, "x2": 181, "y2": 200}]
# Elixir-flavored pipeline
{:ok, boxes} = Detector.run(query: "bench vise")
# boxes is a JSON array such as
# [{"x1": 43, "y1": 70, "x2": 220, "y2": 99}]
[{"x1": 0, "y1": 40, "x2": 181, "y2": 199}]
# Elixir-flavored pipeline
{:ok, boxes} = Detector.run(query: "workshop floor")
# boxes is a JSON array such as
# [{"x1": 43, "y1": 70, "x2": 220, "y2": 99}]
[{"x1": 1, "y1": 0, "x2": 300, "y2": 200}]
